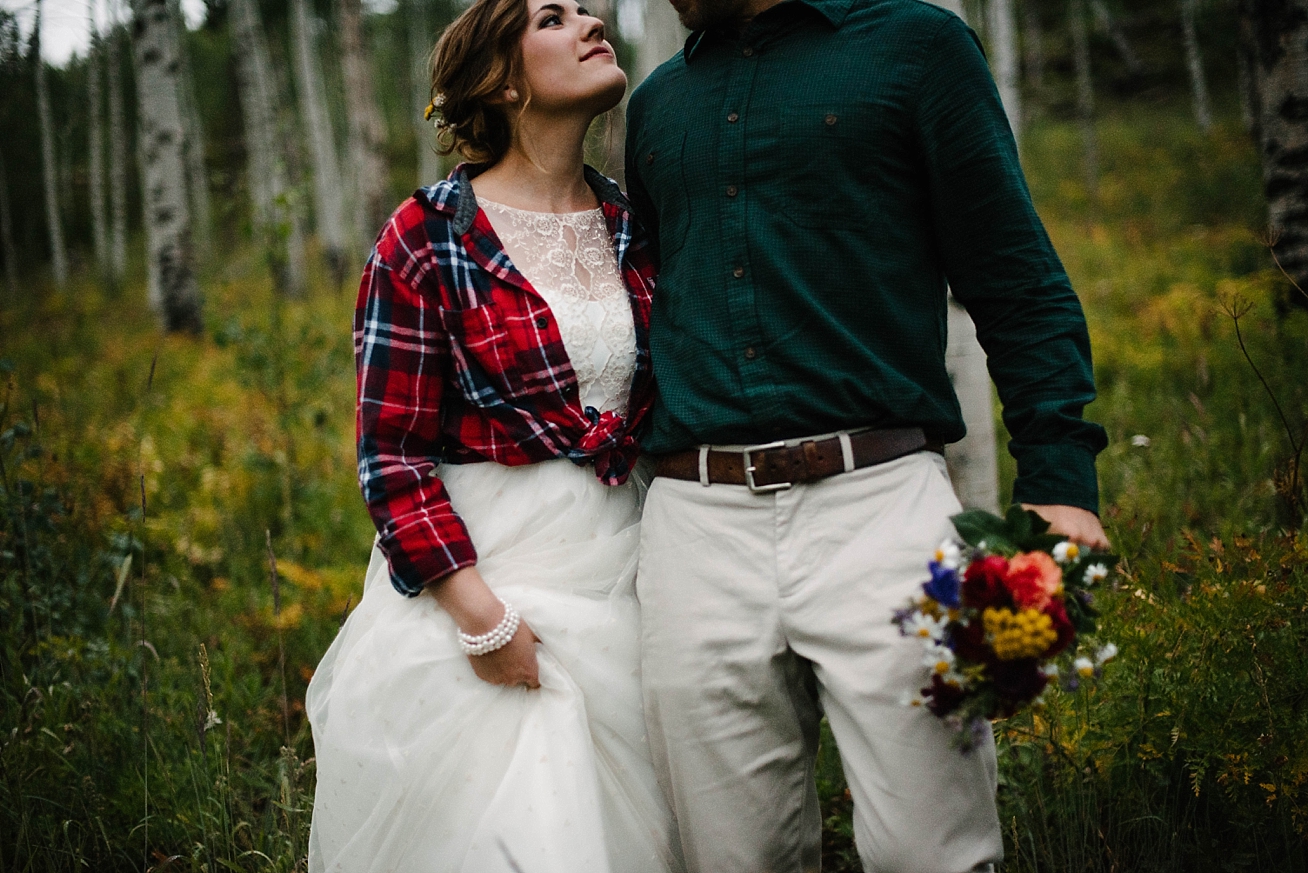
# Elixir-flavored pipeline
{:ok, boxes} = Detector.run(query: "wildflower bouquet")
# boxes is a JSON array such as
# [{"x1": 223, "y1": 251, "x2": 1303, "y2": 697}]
[{"x1": 893, "y1": 507, "x2": 1118, "y2": 751}]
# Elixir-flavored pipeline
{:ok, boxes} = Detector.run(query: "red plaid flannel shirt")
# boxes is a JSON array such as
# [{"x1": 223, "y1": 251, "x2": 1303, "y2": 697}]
[{"x1": 356, "y1": 165, "x2": 657, "y2": 596}]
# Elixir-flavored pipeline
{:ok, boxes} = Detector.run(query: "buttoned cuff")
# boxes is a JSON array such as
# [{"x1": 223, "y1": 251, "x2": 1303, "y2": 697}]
[{"x1": 1009, "y1": 442, "x2": 1101, "y2": 515}]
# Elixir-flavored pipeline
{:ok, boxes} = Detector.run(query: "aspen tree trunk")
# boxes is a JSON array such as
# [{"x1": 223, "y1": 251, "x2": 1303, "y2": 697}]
[
  {"x1": 634, "y1": 0, "x2": 686, "y2": 85},
  {"x1": 409, "y1": 0, "x2": 442, "y2": 186},
  {"x1": 1070, "y1": 0, "x2": 1098, "y2": 198},
  {"x1": 1181, "y1": 0, "x2": 1213, "y2": 133},
  {"x1": 1237, "y1": 34, "x2": 1256, "y2": 133},
  {"x1": 167, "y1": 0, "x2": 212, "y2": 261},
  {"x1": 0, "y1": 149, "x2": 19, "y2": 297},
  {"x1": 230, "y1": 0, "x2": 305, "y2": 295},
  {"x1": 1022, "y1": 0, "x2": 1045, "y2": 119},
  {"x1": 35, "y1": 0, "x2": 69, "y2": 289},
  {"x1": 108, "y1": 17, "x2": 130, "y2": 284},
  {"x1": 89, "y1": 16, "x2": 110, "y2": 274},
  {"x1": 291, "y1": 0, "x2": 349, "y2": 284},
  {"x1": 1088, "y1": 0, "x2": 1143, "y2": 74},
  {"x1": 339, "y1": 0, "x2": 388, "y2": 250},
  {"x1": 987, "y1": 0, "x2": 1022, "y2": 148},
  {"x1": 922, "y1": 0, "x2": 999, "y2": 512},
  {"x1": 131, "y1": 0, "x2": 202, "y2": 332},
  {"x1": 1240, "y1": 0, "x2": 1308, "y2": 303}
]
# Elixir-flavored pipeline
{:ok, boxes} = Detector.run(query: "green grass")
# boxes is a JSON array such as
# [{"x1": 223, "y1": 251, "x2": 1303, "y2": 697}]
[{"x1": 2, "y1": 104, "x2": 1306, "y2": 871}]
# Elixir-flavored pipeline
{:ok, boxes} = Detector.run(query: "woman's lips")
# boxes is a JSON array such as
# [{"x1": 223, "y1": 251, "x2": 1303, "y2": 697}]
[{"x1": 581, "y1": 46, "x2": 613, "y2": 61}]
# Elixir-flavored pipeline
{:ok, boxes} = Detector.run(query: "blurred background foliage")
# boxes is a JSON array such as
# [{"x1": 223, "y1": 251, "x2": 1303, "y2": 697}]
[{"x1": 1, "y1": 0, "x2": 1307, "y2": 870}]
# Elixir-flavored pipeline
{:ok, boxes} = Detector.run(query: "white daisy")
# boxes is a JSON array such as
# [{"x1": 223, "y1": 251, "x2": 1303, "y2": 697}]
[
  {"x1": 1083, "y1": 563, "x2": 1109, "y2": 585},
  {"x1": 923, "y1": 644, "x2": 956, "y2": 675},
  {"x1": 1052, "y1": 541, "x2": 1080, "y2": 564},
  {"x1": 933, "y1": 539, "x2": 963, "y2": 569},
  {"x1": 1095, "y1": 642, "x2": 1119, "y2": 665},
  {"x1": 1041, "y1": 663, "x2": 1061, "y2": 678},
  {"x1": 904, "y1": 611, "x2": 949, "y2": 642},
  {"x1": 898, "y1": 689, "x2": 926, "y2": 708},
  {"x1": 1074, "y1": 657, "x2": 1095, "y2": 678}
]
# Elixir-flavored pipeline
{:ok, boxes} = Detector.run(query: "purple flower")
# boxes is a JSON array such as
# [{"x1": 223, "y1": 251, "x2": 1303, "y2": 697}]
[{"x1": 923, "y1": 561, "x2": 961, "y2": 608}]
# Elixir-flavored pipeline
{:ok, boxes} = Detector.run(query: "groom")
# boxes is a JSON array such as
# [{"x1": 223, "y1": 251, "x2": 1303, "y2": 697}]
[{"x1": 625, "y1": 0, "x2": 1108, "y2": 870}]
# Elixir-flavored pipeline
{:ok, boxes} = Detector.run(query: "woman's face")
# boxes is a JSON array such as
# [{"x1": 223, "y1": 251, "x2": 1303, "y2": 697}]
[{"x1": 517, "y1": 0, "x2": 626, "y2": 116}]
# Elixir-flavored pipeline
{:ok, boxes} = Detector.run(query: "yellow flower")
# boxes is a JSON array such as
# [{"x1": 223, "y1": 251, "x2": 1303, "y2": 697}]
[{"x1": 983, "y1": 607, "x2": 1058, "y2": 660}]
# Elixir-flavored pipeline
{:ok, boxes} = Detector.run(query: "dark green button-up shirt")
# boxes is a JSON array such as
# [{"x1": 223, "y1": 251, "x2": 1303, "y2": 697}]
[{"x1": 624, "y1": 0, "x2": 1107, "y2": 511}]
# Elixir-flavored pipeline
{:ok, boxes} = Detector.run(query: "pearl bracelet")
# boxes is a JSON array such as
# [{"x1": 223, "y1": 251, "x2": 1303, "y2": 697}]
[{"x1": 457, "y1": 598, "x2": 521, "y2": 656}]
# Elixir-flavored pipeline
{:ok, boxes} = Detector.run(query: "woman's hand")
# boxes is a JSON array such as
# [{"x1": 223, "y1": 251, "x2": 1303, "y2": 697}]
[{"x1": 431, "y1": 566, "x2": 541, "y2": 689}]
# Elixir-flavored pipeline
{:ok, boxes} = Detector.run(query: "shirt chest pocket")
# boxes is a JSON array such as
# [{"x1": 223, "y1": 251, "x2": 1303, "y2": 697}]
[
  {"x1": 770, "y1": 100, "x2": 881, "y2": 229},
  {"x1": 635, "y1": 130, "x2": 691, "y2": 262},
  {"x1": 440, "y1": 303, "x2": 517, "y2": 398}
]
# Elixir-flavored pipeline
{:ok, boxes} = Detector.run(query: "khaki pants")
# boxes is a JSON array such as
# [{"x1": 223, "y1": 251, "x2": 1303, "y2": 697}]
[{"x1": 637, "y1": 451, "x2": 1003, "y2": 873}]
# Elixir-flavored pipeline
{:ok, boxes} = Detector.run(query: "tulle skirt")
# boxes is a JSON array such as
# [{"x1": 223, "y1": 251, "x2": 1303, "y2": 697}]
[{"x1": 306, "y1": 459, "x2": 682, "y2": 873}]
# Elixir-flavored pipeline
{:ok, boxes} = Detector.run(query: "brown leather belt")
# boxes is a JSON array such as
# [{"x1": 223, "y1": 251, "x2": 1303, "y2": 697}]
[{"x1": 653, "y1": 427, "x2": 944, "y2": 493}]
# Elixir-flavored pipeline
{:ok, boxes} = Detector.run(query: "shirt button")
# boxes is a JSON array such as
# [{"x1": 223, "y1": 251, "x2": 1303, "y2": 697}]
[
  {"x1": 744, "y1": 346, "x2": 757, "y2": 360},
  {"x1": 825, "y1": 114, "x2": 838, "y2": 126},
  {"x1": 732, "y1": 266, "x2": 745, "y2": 278},
  {"x1": 727, "y1": 112, "x2": 739, "y2": 123},
  {"x1": 742, "y1": 47, "x2": 754, "y2": 57},
  {"x1": 726, "y1": 185, "x2": 738, "y2": 197},
  {"x1": 536, "y1": 317, "x2": 548, "y2": 329},
  {"x1": 646, "y1": 152, "x2": 655, "y2": 165}
]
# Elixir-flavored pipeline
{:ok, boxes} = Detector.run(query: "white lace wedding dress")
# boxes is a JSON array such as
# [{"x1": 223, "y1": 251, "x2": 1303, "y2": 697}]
[{"x1": 306, "y1": 202, "x2": 682, "y2": 873}]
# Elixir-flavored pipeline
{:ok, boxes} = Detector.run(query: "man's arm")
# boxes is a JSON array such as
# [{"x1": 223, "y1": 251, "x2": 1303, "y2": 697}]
[{"x1": 914, "y1": 14, "x2": 1109, "y2": 526}]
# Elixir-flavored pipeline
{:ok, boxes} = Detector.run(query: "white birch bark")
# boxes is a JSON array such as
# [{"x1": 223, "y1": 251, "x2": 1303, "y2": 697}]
[
  {"x1": 108, "y1": 16, "x2": 130, "y2": 283},
  {"x1": 987, "y1": 0, "x2": 1022, "y2": 149},
  {"x1": 634, "y1": 0, "x2": 686, "y2": 86},
  {"x1": 131, "y1": 0, "x2": 202, "y2": 332},
  {"x1": 1181, "y1": 0, "x2": 1213, "y2": 132},
  {"x1": 230, "y1": 0, "x2": 305, "y2": 295},
  {"x1": 339, "y1": 0, "x2": 389, "y2": 250},
  {"x1": 1071, "y1": 0, "x2": 1098, "y2": 196},
  {"x1": 167, "y1": 0, "x2": 212, "y2": 260},
  {"x1": 409, "y1": 0, "x2": 442, "y2": 186},
  {"x1": 0, "y1": 149, "x2": 19, "y2": 297},
  {"x1": 1088, "y1": 0, "x2": 1143, "y2": 74},
  {"x1": 921, "y1": 0, "x2": 999, "y2": 512},
  {"x1": 35, "y1": 0, "x2": 69, "y2": 289},
  {"x1": 89, "y1": 13, "x2": 110, "y2": 273},
  {"x1": 291, "y1": 0, "x2": 349, "y2": 279}
]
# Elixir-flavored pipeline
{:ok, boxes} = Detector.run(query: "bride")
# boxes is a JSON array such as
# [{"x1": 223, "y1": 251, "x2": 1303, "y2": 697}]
[{"x1": 305, "y1": 1, "x2": 682, "y2": 870}]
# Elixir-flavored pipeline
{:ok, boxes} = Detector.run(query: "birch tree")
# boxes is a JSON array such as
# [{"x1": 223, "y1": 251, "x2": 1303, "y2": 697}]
[
  {"x1": 986, "y1": 0, "x2": 1021, "y2": 148},
  {"x1": 168, "y1": 0, "x2": 212, "y2": 260},
  {"x1": 1181, "y1": 0, "x2": 1213, "y2": 133},
  {"x1": 1022, "y1": 0, "x2": 1045, "y2": 119},
  {"x1": 634, "y1": 0, "x2": 685, "y2": 85},
  {"x1": 230, "y1": 0, "x2": 305, "y2": 295},
  {"x1": 88, "y1": 9, "x2": 110, "y2": 274},
  {"x1": 108, "y1": 14, "x2": 130, "y2": 283},
  {"x1": 1240, "y1": 0, "x2": 1308, "y2": 303},
  {"x1": 409, "y1": 0, "x2": 442, "y2": 186},
  {"x1": 1070, "y1": 0, "x2": 1098, "y2": 198},
  {"x1": 0, "y1": 149, "x2": 18, "y2": 297},
  {"x1": 291, "y1": 0, "x2": 349, "y2": 282},
  {"x1": 339, "y1": 0, "x2": 388, "y2": 250},
  {"x1": 1088, "y1": 0, "x2": 1143, "y2": 75},
  {"x1": 34, "y1": 0, "x2": 69, "y2": 289},
  {"x1": 131, "y1": 0, "x2": 202, "y2": 332},
  {"x1": 925, "y1": 0, "x2": 999, "y2": 512}
]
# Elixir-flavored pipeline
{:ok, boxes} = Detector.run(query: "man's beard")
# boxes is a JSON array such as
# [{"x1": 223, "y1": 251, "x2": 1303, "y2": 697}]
[{"x1": 671, "y1": 0, "x2": 751, "y2": 32}]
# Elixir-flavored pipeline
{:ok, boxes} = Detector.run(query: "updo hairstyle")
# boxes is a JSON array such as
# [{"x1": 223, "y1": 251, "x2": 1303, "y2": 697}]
[{"x1": 429, "y1": 0, "x2": 530, "y2": 165}]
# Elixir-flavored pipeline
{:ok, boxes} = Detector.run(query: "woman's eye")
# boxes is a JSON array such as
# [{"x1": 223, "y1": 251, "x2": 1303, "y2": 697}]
[
  {"x1": 541, "y1": 13, "x2": 561, "y2": 25},
  {"x1": 577, "y1": 6, "x2": 589, "y2": 15}
]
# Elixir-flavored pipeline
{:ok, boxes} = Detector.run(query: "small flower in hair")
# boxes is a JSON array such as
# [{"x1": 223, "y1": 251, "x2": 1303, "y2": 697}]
[{"x1": 424, "y1": 93, "x2": 448, "y2": 122}]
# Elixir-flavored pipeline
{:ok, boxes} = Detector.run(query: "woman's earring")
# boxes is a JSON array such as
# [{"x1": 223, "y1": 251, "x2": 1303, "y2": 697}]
[{"x1": 507, "y1": 88, "x2": 519, "y2": 102}]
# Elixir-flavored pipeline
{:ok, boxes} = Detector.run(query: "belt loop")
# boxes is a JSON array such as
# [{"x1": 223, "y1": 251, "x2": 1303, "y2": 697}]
[
  {"x1": 698, "y1": 446, "x2": 711, "y2": 487},
  {"x1": 838, "y1": 432, "x2": 855, "y2": 473}
]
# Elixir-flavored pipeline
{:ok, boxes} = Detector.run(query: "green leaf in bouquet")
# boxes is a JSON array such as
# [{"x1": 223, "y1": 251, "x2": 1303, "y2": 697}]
[
  {"x1": 951, "y1": 510, "x2": 1016, "y2": 552},
  {"x1": 1063, "y1": 593, "x2": 1098, "y2": 636}
]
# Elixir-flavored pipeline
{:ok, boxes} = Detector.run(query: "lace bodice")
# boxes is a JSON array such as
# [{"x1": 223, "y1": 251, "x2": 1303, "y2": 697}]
[{"x1": 481, "y1": 199, "x2": 637, "y2": 417}]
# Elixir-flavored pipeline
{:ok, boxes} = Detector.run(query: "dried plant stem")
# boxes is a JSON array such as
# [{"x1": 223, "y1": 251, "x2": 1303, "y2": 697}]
[
  {"x1": 266, "y1": 529, "x2": 290, "y2": 744},
  {"x1": 1269, "y1": 245, "x2": 1308, "y2": 307}
]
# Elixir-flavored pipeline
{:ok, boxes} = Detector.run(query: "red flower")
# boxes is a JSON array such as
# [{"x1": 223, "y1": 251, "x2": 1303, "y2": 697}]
[
  {"x1": 963, "y1": 556, "x2": 1012, "y2": 610},
  {"x1": 989, "y1": 659, "x2": 1049, "y2": 714},
  {"x1": 924, "y1": 673, "x2": 966, "y2": 718},
  {"x1": 1042, "y1": 597, "x2": 1075, "y2": 657},
  {"x1": 1004, "y1": 552, "x2": 1063, "y2": 610}
]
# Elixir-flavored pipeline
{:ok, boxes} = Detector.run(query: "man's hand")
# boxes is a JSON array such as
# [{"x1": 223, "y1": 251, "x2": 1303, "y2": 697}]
[{"x1": 1021, "y1": 504, "x2": 1110, "y2": 551}]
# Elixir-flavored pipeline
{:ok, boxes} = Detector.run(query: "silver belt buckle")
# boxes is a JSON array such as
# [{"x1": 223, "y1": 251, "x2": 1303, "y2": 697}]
[{"x1": 742, "y1": 441, "x2": 792, "y2": 493}]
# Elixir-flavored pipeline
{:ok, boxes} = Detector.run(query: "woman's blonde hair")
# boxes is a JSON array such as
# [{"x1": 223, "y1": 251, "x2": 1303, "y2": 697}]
[{"x1": 429, "y1": 0, "x2": 530, "y2": 165}]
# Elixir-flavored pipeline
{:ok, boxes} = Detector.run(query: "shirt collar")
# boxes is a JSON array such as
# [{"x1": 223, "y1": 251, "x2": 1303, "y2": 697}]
[
  {"x1": 683, "y1": 0, "x2": 854, "y2": 61},
  {"x1": 437, "y1": 163, "x2": 632, "y2": 235}
]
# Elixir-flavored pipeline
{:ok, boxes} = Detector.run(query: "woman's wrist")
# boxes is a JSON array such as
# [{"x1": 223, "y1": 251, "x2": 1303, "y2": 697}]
[{"x1": 431, "y1": 566, "x2": 504, "y2": 636}]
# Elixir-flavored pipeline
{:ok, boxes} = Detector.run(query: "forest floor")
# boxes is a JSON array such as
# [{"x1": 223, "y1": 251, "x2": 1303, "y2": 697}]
[{"x1": 2, "y1": 104, "x2": 1306, "y2": 872}]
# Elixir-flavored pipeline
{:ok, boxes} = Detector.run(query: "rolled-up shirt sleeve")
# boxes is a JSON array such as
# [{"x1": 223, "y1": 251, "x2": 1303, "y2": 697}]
[
  {"x1": 355, "y1": 207, "x2": 477, "y2": 596},
  {"x1": 915, "y1": 15, "x2": 1108, "y2": 513}
]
